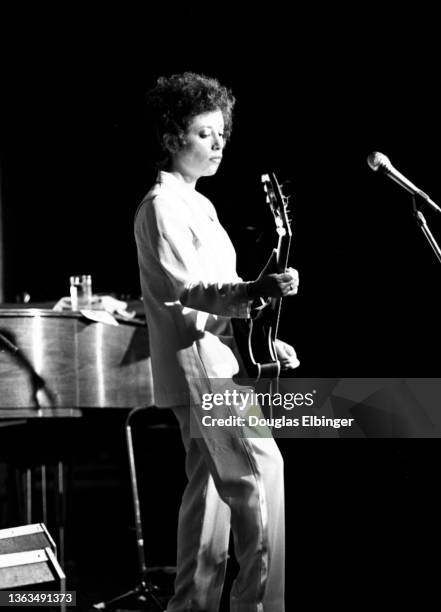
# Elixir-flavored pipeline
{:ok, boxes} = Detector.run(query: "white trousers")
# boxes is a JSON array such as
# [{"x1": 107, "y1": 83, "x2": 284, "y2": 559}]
[{"x1": 166, "y1": 401, "x2": 285, "y2": 612}]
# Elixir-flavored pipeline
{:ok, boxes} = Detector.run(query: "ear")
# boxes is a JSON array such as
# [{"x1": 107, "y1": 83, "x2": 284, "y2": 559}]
[{"x1": 163, "y1": 133, "x2": 180, "y2": 154}]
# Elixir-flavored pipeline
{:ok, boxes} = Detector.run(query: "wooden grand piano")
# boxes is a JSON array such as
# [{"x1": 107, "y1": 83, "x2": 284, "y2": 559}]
[
  {"x1": 0, "y1": 306, "x2": 153, "y2": 416},
  {"x1": 0, "y1": 305, "x2": 155, "y2": 569}
]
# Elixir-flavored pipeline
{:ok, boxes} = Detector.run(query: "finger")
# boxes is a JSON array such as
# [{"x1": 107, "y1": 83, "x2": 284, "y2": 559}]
[
  {"x1": 279, "y1": 272, "x2": 294, "y2": 282},
  {"x1": 280, "y1": 361, "x2": 300, "y2": 372},
  {"x1": 286, "y1": 285, "x2": 299, "y2": 295},
  {"x1": 280, "y1": 347, "x2": 296, "y2": 360},
  {"x1": 280, "y1": 271, "x2": 299, "y2": 287},
  {"x1": 281, "y1": 358, "x2": 300, "y2": 370},
  {"x1": 285, "y1": 268, "x2": 299, "y2": 282},
  {"x1": 283, "y1": 280, "x2": 299, "y2": 295}
]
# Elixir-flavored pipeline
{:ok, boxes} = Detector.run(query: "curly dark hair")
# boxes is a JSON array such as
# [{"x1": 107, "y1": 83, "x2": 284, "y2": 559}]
[{"x1": 145, "y1": 72, "x2": 236, "y2": 169}]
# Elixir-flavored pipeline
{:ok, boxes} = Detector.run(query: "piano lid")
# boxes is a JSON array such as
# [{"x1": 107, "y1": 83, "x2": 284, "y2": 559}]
[{"x1": 0, "y1": 309, "x2": 153, "y2": 412}]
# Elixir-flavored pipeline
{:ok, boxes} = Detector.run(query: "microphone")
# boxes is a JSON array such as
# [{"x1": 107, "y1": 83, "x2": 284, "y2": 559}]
[{"x1": 367, "y1": 152, "x2": 441, "y2": 214}]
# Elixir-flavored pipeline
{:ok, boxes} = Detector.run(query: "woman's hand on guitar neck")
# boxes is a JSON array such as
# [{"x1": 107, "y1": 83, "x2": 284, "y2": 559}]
[{"x1": 247, "y1": 267, "x2": 299, "y2": 299}]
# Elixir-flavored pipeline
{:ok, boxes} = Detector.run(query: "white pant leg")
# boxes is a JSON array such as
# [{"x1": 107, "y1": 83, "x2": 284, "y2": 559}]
[
  {"x1": 228, "y1": 435, "x2": 285, "y2": 612},
  {"x1": 168, "y1": 401, "x2": 285, "y2": 612}
]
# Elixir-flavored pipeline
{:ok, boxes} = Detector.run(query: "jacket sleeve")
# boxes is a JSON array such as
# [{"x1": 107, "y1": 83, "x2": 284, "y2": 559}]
[{"x1": 136, "y1": 195, "x2": 251, "y2": 319}]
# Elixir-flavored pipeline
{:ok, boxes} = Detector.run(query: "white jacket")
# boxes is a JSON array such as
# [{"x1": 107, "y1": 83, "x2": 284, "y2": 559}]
[{"x1": 134, "y1": 171, "x2": 251, "y2": 407}]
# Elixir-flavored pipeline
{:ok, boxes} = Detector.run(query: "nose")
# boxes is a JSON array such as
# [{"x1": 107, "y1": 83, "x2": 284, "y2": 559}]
[{"x1": 212, "y1": 134, "x2": 223, "y2": 150}]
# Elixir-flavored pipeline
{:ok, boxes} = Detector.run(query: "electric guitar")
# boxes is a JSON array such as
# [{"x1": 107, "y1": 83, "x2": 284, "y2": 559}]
[{"x1": 233, "y1": 172, "x2": 293, "y2": 382}]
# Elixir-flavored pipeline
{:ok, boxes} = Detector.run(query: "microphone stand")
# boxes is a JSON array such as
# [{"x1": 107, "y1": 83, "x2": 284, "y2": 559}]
[
  {"x1": 411, "y1": 196, "x2": 441, "y2": 265},
  {"x1": 91, "y1": 406, "x2": 173, "y2": 611}
]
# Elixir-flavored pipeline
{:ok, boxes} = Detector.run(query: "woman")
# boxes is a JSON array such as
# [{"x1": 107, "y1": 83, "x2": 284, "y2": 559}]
[{"x1": 134, "y1": 72, "x2": 299, "y2": 612}]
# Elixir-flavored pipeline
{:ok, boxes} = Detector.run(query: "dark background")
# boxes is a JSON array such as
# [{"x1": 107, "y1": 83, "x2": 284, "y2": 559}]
[
  {"x1": 2, "y1": 9, "x2": 441, "y2": 376},
  {"x1": 1, "y1": 6, "x2": 440, "y2": 609}
]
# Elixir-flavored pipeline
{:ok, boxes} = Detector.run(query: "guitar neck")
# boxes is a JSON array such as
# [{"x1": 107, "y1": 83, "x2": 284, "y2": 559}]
[
  {"x1": 273, "y1": 233, "x2": 292, "y2": 339},
  {"x1": 277, "y1": 233, "x2": 292, "y2": 272},
  {"x1": 261, "y1": 171, "x2": 293, "y2": 347}
]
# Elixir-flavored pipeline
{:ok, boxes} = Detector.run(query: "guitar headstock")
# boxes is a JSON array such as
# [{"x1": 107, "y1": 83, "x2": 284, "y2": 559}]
[{"x1": 261, "y1": 172, "x2": 292, "y2": 238}]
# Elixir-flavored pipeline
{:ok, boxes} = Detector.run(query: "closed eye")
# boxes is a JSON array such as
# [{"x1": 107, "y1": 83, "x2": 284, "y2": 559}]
[{"x1": 198, "y1": 130, "x2": 224, "y2": 139}]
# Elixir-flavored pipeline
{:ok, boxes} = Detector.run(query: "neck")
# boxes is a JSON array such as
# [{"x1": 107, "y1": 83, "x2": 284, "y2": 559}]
[{"x1": 166, "y1": 167, "x2": 198, "y2": 190}]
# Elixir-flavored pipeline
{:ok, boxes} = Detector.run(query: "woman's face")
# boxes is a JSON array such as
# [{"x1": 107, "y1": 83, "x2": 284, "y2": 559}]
[{"x1": 168, "y1": 109, "x2": 225, "y2": 181}]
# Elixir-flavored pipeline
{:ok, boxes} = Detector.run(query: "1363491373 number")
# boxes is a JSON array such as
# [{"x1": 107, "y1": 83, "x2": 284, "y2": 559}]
[{"x1": 0, "y1": 591, "x2": 76, "y2": 606}]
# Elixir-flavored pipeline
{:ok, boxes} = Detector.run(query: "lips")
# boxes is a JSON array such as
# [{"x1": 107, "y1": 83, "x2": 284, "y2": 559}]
[{"x1": 210, "y1": 157, "x2": 222, "y2": 162}]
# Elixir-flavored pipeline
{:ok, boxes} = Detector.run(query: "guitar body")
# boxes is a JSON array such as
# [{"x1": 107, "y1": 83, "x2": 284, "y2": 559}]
[
  {"x1": 233, "y1": 173, "x2": 293, "y2": 383},
  {"x1": 232, "y1": 312, "x2": 280, "y2": 382}
]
